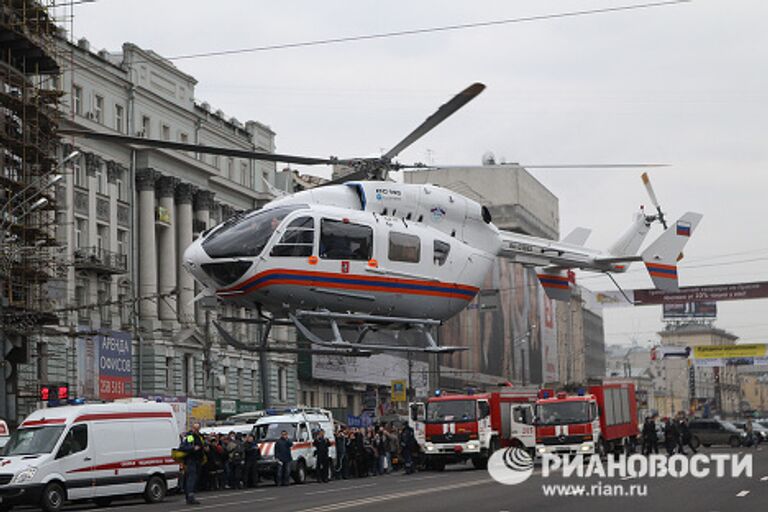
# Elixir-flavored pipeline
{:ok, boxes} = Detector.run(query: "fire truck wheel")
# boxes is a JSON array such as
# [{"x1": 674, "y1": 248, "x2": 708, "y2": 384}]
[{"x1": 293, "y1": 461, "x2": 307, "y2": 484}]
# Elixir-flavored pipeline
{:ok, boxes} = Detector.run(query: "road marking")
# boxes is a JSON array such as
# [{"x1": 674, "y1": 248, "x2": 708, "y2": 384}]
[
  {"x1": 736, "y1": 490, "x2": 750, "y2": 497},
  {"x1": 760, "y1": 476, "x2": 768, "y2": 481},
  {"x1": 167, "y1": 496, "x2": 277, "y2": 512},
  {"x1": 295, "y1": 479, "x2": 493, "y2": 512},
  {"x1": 305, "y1": 483, "x2": 377, "y2": 495},
  {"x1": 199, "y1": 488, "x2": 268, "y2": 499}
]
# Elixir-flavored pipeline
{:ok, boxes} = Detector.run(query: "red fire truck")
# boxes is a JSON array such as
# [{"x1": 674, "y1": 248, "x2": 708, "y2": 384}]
[
  {"x1": 534, "y1": 383, "x2": 639, "y2": 457},
  {"x1": 409, "y1": 387, "x2": 542, "y2": 470}
]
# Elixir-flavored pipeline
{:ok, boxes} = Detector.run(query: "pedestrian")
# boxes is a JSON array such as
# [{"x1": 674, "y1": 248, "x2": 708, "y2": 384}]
[
  {"x1": 180, "y1": 422, "x2": 204, "y2": 505},
  {"x1": 663, "y1": 417, "x2": 677, "y2": 456},
  {"x1": 642, "y1": 417, "x2": 658, "y2": 455},
  {"x1": 373, "y1": 428, "x2": 388, "y2": 475},
  {"x1": 243, "y1": 434, "x2": 261, "y2": 487},
  {"x1": 400, "y1": 424, "x2": 416, "y2": 474},
  {"x1": 275, "y1": 430, "x2": 294, "y2": 486},
  {"x1": 745, "y1": 419, "x2": 756, "y2": 448},
  {"x1": 313, "y1": 429, "x2": 331, "y2": 483},
  {"x1": 334, "y1": 427, "x2": 348, "y2": 480},
  {"x1": 679, "y1": 417, "x2": 696, "y2": 454}
]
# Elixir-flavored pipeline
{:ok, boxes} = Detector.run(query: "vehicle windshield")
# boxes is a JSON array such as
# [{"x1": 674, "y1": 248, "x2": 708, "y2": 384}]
[
  {"x1": 201, "y1": 205, "x2": 306, "y2": 258},
  {"x1": 536, "y1": 402, "x2": 592, "y2": 426},
  {"x1": 3, "y1": 426, "x2": 65, "y2": 456},
  {"x1": 426, "y1": 400, "x2": 476, "y2": 423},
  {"x1": 254, "y1": 422, "x2": 297, "y2": 441}
]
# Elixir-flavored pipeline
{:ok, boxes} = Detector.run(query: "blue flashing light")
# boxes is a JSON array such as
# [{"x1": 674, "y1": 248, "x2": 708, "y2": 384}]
[
  {"x1": 541, "y1": 390, "x2": 550, "y2": 399},
  {"x1": 577, "y1": 388, "x2": 586, "y2": 396},
  {"x1": 434, "y1": 389, "x2": 442, "y2": 397},
  {"x1": 68, "y1": 398, "x2": 86, "y2": 406}
]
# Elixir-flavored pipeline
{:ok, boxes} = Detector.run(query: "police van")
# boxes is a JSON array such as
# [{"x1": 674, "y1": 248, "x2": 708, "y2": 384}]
[
  {"x1": 0, "y1": 401, "x2": 179, "y2": 512},
  {"x1": 253, "y1": 408, "x2": 335, "y2": 484}
]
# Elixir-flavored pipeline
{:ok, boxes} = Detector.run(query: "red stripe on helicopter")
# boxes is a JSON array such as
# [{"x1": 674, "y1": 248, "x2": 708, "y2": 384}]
[
  {"x1": 218, "y1": 268, "x2": 479, "y2": 300},
  {"x1": 644, "y1": 262, "x2": 677, "y2": 279},
  {"x1": 537, "y1": 274, "x2": 570, "y2": 290}
]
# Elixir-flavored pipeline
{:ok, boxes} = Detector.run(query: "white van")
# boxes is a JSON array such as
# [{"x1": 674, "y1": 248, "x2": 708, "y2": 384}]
[
  {"x1": 254, "y1": 408, "x2": 336, "y2": 484},
  {"x1": 0, "y1": 402, "x2": 179, "y2": 512}
]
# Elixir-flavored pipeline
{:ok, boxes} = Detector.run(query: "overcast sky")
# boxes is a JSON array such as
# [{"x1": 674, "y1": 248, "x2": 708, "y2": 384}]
[{"x1": 63, "y1": 0, "x2": 768, "y2": 347}]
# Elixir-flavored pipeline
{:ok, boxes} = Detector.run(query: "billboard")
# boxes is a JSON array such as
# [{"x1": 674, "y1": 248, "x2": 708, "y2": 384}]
[
  {"x1": 76, "y1": 329, "x2": 133, "y2": 400},
  {"x1": 594, "y1": 281, "x2": 768, "y2": 307},
  {"x1": 539, "y1": 286, "x2": 559, "y2": 383},
  {"x1": 662, "y1": 302, "x2": 717, "y2": 319},
  {"x1": 692, "y1": 344, "x2": 767, "y2": 359}
]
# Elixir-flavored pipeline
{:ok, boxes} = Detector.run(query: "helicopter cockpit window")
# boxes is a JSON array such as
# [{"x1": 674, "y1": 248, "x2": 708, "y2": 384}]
[
  {"x1": 388, "y1": 232, "x2": 420, "y2": 263},
  {"x1": 271, "y1": 216, "x2": 315, "y2": 257},
  {"x1": 319, "y1": 219, "x2": 372, "y2": 261},
  {"x1": 201, "y1": 205, "x2": 305, "y2": 259},
  {"x1": 434, "y1": 240, "x2": 450, "y2": 266}
]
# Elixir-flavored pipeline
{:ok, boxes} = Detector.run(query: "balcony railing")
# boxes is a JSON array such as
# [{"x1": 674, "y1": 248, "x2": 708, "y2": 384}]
[{"x1": 73, "y1": 246, "x2": 128, "y2": 274}]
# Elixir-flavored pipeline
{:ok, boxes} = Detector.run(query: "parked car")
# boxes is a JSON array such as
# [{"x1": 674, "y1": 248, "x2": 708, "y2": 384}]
[
  {"x1": 732, "y1": 420, "x2": 768, "y2": 443},
  {"x1": 688, "y1": 418, "x2": 747, "y2": 448}
]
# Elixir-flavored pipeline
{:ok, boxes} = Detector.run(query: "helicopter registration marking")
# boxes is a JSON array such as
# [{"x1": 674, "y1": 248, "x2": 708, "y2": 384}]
[{"x1": 217, "y1": 268, "x2": 479, "y2": 300}]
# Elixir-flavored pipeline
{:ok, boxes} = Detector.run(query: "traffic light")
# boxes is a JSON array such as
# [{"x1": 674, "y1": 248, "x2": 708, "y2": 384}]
[{"x1": 39, "y1": 383, "x2": 69, "y2": 404}]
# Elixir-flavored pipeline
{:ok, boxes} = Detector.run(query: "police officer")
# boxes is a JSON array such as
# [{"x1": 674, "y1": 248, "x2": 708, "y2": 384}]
[
  {"x1": 180, "y1": 422, "x2": 205, "y2": 505},
  {"x1": 313, "y1": 429, "x2": 331, "y2": 483},
  {"x1": 275, "y1": 430, "x2": 294, "y2": 486}
]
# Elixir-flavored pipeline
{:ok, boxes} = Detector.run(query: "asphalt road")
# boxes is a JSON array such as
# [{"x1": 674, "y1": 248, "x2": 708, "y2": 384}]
[{"x1": 43, "y1": 446, "x2": 768, "y2": 512}]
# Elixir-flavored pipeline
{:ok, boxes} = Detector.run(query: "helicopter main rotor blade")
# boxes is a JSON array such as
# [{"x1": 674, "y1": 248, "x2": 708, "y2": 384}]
[
  {"x1": 59, "y1": 129, "x2": 336, "y2": 166},
  {"x1": 399, "y1": 163, "x2": 670, "y2": 170},
  {"x1": 382, "y1": 82, "x2": 486, "y2": 161}
]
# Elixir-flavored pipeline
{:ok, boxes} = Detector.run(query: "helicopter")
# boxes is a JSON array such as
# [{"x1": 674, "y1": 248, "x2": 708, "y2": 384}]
[{"x1": 62, "y1": 83, "x2": 702, "y2": 354}]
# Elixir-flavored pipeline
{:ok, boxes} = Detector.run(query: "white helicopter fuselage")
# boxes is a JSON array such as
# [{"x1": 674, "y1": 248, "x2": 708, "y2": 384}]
[{"x1": 184, "y1": 182, "x2": 502, "y2": 321}]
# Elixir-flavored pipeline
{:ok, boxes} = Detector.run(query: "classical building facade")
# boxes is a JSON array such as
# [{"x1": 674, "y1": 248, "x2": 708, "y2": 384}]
[{"x1": 12, "y1": 35, "x2": 297, "y2": 422}]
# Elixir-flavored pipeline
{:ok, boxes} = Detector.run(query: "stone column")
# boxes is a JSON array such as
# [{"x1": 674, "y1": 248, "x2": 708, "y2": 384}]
[
  {"x1": 176, "y1": 183, "x2": 196, "y2": 324},
  {"x1": 136, "y1": 168, "x2": 158, "y2": 319},
  {"x1": 193, "y1": 190, "x2": 214, "y2": 326},
  {"x1": 156, "y1": 176, "x2": 179, "y2": 322}
]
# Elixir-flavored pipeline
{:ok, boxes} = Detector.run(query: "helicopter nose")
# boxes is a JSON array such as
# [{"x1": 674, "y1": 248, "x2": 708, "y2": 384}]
[{"x1": 183, "y1": 238, "x2": 209, "y2": 284}]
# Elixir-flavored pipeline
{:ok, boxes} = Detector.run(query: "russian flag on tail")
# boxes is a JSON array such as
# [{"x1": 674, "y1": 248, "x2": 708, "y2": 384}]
[{"x1": 676, "y1": 221, "x2": 691, "y2": 237}]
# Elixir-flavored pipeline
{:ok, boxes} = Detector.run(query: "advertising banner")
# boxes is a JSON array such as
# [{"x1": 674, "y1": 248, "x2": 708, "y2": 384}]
[
  {"x1": 97, "y1": 330, "x2": 133, "y2": 400},
  {"x1": 662, "y1": 302, "x2": 717, "y2": 319},
  {"x1": 76, "y1": 329, "x2": 132, "y2": 400},
  {"x1": 594, "y1": 281, "x2": 768, "y2": 307},
  {"x1": 391, "y1": 380, "x2": 407, "y2": 402},
  {"x1": 692, "y1": 344, "x2": 767, "y2": 359},
  {"x1": 538, "y1": 286, "x2": 559, "y2": 383},
  {"x1": 188, "y1": 398, "x2": 216, "y2": 428}
]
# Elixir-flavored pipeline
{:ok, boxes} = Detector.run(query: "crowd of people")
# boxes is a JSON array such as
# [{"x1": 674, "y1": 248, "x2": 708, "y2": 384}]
[
  {"x1": 640, "y1": 414, "x2": 759, "y2": 456},
  {"x1": 176, "y1": 422, "x2": 419, "y2": 505}
]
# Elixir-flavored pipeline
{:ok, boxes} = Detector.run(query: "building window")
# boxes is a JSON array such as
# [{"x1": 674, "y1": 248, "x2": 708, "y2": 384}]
[
  {"x1": 73, "y1": 84, "x2": 82, "y2": 115},
  {"x1": 179, "y1": 132, "x2": 189, "y2": 143},
  {"x1": 118, "y1": 284, "x2": 131, "y2": 328},
  {"x1": 141, "y1": 115, "x2": 151, "y2": 137},
  {"x1": 227, "y1": 158, "x2": 234, "y2": 180},
  {"x1": 271, "y1": 216, "x2": 314, "y2": 257},
  {"x1": 95, "y1": 165, "x2": 107, "y2": 195},
  {"x1": 165, "y1": 357, "x2": 174, "y2": 391},
  {"x1": 277, "y1": 367, "x2": 288, "y2": 402},
  {"x1": 324, "y1": 392, "x2": 334, "y2": 408},
  {"x1": 240, "y1": 162, "x2": 249, "y2": 187},
  {"x1": 73, "y1": 158, "x2": 87, "y2": 188},
  {"x1": 75, "y1": 278, "x2": 89, "y2": 324},
  {"x1": 182, "y1": 354, "x2": 194, "y2": 395},
  {"x1": 94, "y1": 94, "x2": 104, "y2": 124},
  {"x1": 251, "y1": 369, "x2": 258, "y2": 398},
  {"x1": 319, "y1": 219, "x2": 373, "y2": 260},
  {"x1": 161, "y1": 124, "x2": 171, "y2": 141},
  {"x1": 389, "y1": 232, "x2": 420, "y2": 263},
  {"x1": 114, "y1": 104, "x2": 124, "y2": 133},
  {"x1": 212, "y1": 154, "x2": 220, "y2": 170},
  {"x1": 75, "y1": 218, "x2": 88, "y2": 249},
  {"x1": 117, "y1": 229, "x2": 128, "y2": 256},
  {"x1": 97, "y1": 280, "x2": 110, "y2": 326},
  {"x1": 237, "y1": 368, "x2": 243, "y2": 397},
  {"x1": 96, "y1": 224, "x2": 108, "y2": 251}
]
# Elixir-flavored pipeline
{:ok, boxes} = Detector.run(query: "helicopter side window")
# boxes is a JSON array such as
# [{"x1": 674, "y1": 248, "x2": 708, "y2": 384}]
[
  {"x1": 319, "y1": 219, "x2": 372, "y2": 261},
  {"x1": 388, "y1": 232, "x2": 420, "y2": 263},
  {"x1": 434, "y1": 240, "x2": 450, "y2": 266},
  {"x1": 271, "y1": 217, "x2": 314, "y2": 257}
]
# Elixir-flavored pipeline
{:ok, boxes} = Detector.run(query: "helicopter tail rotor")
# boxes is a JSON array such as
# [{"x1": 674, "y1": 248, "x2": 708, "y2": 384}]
[{"x1": 641, "y1": 171, "x2": 668, "y2": 229}]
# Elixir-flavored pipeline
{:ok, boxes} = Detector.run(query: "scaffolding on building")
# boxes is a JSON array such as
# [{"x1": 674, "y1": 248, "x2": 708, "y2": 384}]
[{"x1": 0, "y1": 0, "x2": 65, "y2": 421}]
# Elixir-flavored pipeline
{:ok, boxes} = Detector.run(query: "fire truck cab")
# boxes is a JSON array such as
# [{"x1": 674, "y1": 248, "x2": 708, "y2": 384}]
[{"x1": 410, "y1": 388, "x2": 539, "y2": 470}]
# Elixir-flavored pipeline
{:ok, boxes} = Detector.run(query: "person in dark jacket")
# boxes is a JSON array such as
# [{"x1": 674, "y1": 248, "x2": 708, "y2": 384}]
[
  {"x1": 678, "y1": 417, "x2": 697, "y2": 454},
  {"x1": 663, "y1": 418, "x2": 678, "y2": 455},
  {"x1": 180, "y1": 423, "x2": 204, "y2": 505},
  {"x1": 400, "y1": 424, "x2": 417, "y2": 475},
  {"x1": 313, "y1": 429, "x2": 331, "y2": 483},
  {"x1": 642, "y1": 417, "x2": 658, "y2": 455},
  {"x1": 275, "y1": 430, "x2": 294, "y2": 486},
  {"x1": 243, "y1": 434, "x2": 261, "y2": 488},
  {"x1": 334, "y1": 428, "x2": 348, "y2": 480}
]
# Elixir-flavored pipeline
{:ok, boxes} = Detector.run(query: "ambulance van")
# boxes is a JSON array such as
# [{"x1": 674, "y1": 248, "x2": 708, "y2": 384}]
[{"x1": 0, "y1": 401, "x2": 179, "y2": 512}]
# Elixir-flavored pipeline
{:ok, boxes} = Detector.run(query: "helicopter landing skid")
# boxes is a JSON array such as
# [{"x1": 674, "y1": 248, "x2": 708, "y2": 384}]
[{"x1": 290, "y1": 309, "x2": 467, "y2": 354}]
